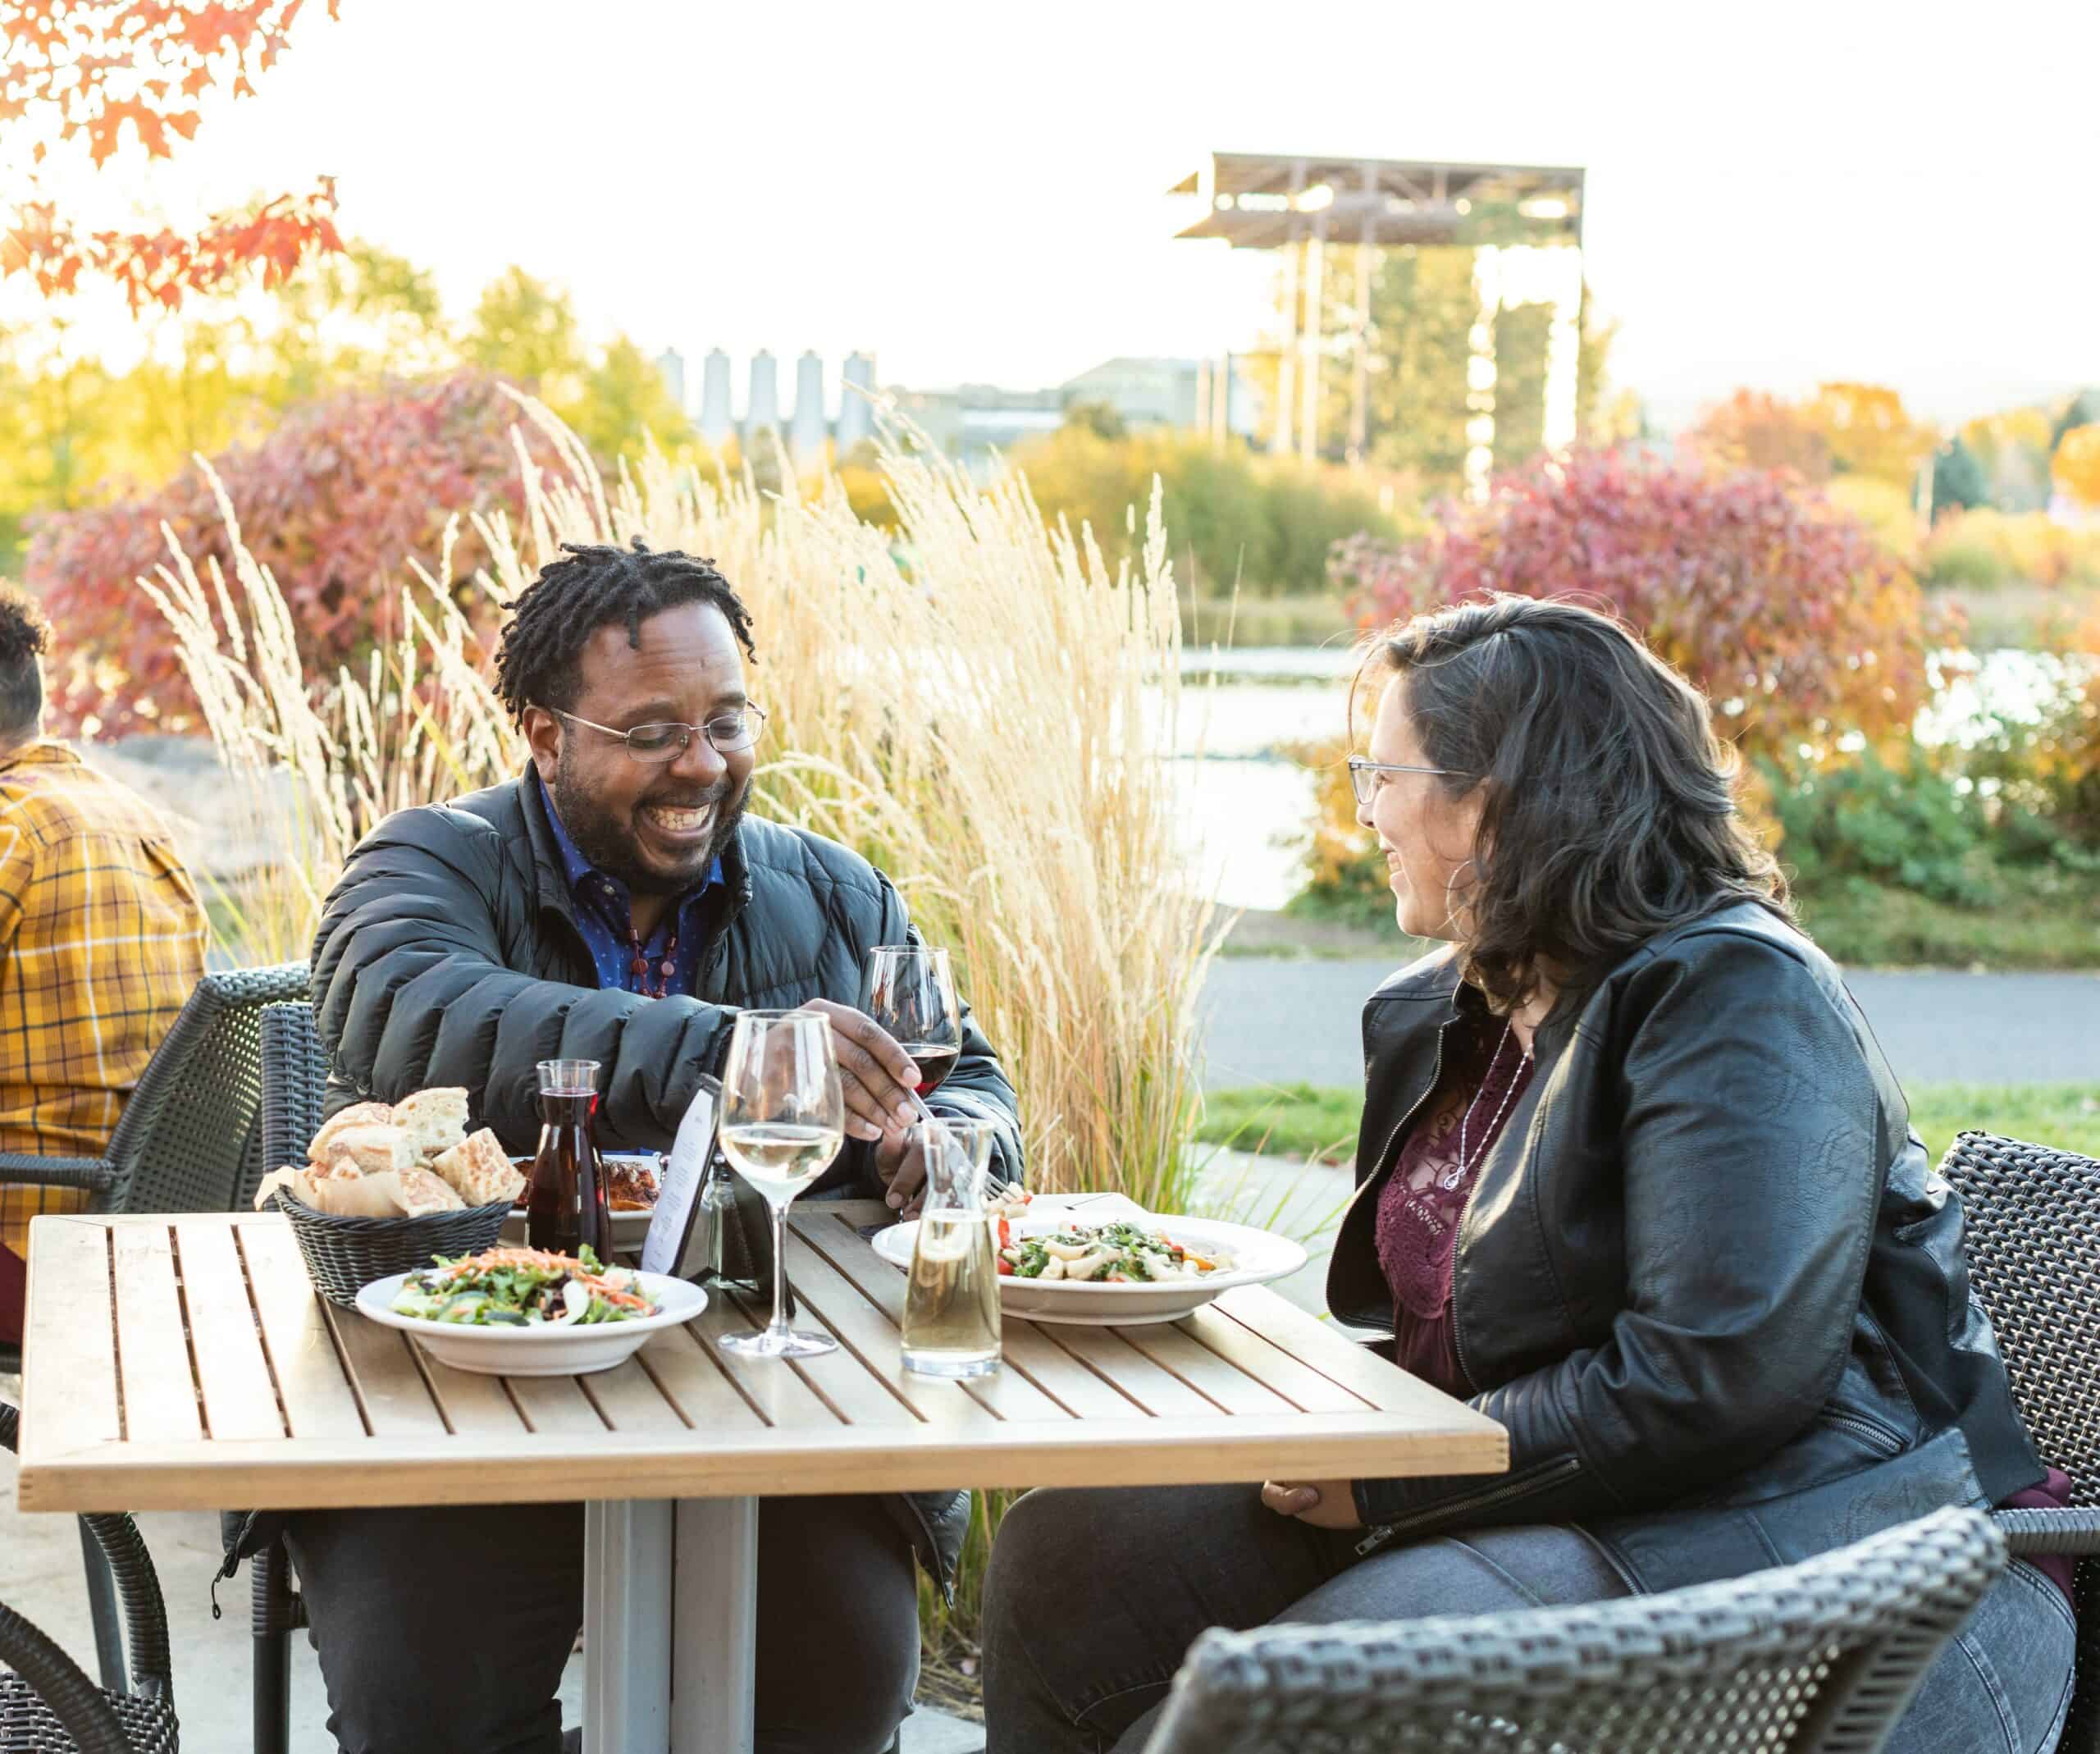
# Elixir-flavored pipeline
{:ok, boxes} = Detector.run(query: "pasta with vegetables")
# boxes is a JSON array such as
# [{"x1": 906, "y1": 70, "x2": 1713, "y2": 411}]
[{"x1": 995, "y1": 1220, "x2": 1233, "y2": 1284}]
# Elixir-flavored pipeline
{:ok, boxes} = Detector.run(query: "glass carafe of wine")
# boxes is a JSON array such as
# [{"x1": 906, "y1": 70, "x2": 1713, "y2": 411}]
[
  {"x1": 901, "y1": 1117, "x2": 1002, "y2": 1379},
  {"x1": 527, "y1": 1057, "x2": 612, "y2": 1261}
]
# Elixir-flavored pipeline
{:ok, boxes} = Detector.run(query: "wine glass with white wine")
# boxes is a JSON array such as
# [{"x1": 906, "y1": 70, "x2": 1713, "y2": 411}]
[{"x1": 715, "y1": 1009, "x2": 843, "y2": 1359}]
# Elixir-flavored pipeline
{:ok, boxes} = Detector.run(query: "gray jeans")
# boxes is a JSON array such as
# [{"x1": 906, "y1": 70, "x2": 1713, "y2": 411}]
[
  {"x1": 286, "y1": 1494, "x2": 920, "y2": 1754},
  {"x1": 980, "y1": 1484, "x2": 2075, "y2": 1754}
]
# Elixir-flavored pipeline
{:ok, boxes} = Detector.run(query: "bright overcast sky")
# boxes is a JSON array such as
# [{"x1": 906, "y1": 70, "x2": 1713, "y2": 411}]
[{"x1": 27, "y1": 0, "x2": 2100, "y2": 429}]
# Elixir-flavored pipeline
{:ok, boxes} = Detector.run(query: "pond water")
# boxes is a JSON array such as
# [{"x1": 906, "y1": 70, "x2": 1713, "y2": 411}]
[{"x1": 1167, "y1": 646, "x2": 2084, "y2": 914}]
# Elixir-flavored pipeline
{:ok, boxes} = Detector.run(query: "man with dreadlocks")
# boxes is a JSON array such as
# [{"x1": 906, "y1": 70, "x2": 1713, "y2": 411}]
[{"x1": 245, "y1": 539, "x2": 1022, "y2": 1754}]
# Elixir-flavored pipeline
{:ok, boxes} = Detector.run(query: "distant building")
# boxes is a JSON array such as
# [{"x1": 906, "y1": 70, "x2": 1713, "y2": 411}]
[
  {"x1": 790, "y1": 352, "x2": 827, "y2": 459},
  {"x1": 888, "y1": 384, "x2": 1064, "y2": 474},
  {"x1": 655, "y1": 347, "x2": 687, "y2": 413},
  {"x1": 1061, "y1": 358, "x2": 1202, "y2": 429},
  {"x1": 879, "y1": 357, "x2": 1267, "y2": 477},
  {"x1": 836, "y1": 352, "x2": 879, "y2": 452},
  {"x1": 698, "y1": 349, "x2": 734, "y2": 448}
]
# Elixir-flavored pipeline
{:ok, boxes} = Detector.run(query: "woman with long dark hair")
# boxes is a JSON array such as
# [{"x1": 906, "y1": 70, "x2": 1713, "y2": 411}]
[{"x1": 982, "y1": 596, "x2": 2075, "y2": 1753}]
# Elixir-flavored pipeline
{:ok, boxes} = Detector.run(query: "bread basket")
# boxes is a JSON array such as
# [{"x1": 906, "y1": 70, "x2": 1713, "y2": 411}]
[{"x1": 274, "y1": 1190, "x2": 512, "y2": 1308}]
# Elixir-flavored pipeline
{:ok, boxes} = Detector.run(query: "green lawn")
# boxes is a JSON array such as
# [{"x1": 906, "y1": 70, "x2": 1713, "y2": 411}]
[
  {"x1": 1792, "y1": 872, "x2": 2100, "y2": 972},
  {"x1": 1198, "y1": 1081, "x2": 2100, "y2": 1167},
  {"x1": 1280, "y1": 872, "x2": 2100, "y2": 972}
]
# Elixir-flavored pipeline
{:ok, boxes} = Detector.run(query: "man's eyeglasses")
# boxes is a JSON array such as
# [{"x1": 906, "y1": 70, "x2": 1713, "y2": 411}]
[
  {"x1": 1347, "y1": 756, "x2": 1463, "y2": 806},
  {"x1": 544, "y1": 705, "x2": 768, "y2": 763}
]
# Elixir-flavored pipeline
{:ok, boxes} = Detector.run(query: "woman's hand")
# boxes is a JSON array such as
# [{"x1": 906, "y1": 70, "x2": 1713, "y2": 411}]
[{"x1": 1261, "y1": 1478, "x2": 1363, "y2": 1529}]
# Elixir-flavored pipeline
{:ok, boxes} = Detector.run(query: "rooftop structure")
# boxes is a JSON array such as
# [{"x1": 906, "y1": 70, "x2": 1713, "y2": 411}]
[
  {"x1": 1171, "y1": 151, "x2": 1583, "y2": 253},
  {"x1": 1171, "y1": 149, "x2": 1588, "y2": 494}
]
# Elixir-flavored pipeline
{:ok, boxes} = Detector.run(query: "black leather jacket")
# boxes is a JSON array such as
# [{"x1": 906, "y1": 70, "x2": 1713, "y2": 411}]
[
  {"x1": 1326, "y1": 902, "x2": 2041, "y2": 1586},
  {"x1": 284, "y1": 772, "x2": 1024, "y2": 1592}
]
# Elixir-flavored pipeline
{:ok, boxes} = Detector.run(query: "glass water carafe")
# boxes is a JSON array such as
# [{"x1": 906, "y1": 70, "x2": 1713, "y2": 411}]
[
  {"x1": 527, "y1": 1057, "x2": 613, "y2": 1261},
  {"x1": 901, "y1": 1118, "x2": 1002, "y2": 1379}
]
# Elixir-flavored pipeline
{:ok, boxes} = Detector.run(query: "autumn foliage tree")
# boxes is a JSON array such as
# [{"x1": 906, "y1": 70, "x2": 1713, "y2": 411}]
[
  {"x1": 26, "y1": 369, "x2": 563, "y2": 734},
  {"x1": 1684, "y1": 390, "x2": 1833, "y2": 482},
  {"x1": 1331, "y1": 449, "x2": 1933, "y2": 772},
  {"x1": 2053, "y1": 425, "x2": 2100, "y2": 510},
  {"x1": 1, "y1": 0, "x2": 343, "y2": 311},
  {"x1": 1295, "y1": 452, "x2": 1938, "y2": 914}
]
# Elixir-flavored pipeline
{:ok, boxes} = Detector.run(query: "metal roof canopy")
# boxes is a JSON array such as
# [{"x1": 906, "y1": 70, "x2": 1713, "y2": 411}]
[{"x1": 1171, "y1": 151, "x2": 1584, "y2": 251}]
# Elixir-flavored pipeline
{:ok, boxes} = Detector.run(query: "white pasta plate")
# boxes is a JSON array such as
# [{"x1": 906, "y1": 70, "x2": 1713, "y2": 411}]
[
  {"x1": 871, "y1": 1212, "x2": 1307, "y2": 1327},
  {"x1": 354, "y1": 1269, "x2": 708, "y2": 1377}
]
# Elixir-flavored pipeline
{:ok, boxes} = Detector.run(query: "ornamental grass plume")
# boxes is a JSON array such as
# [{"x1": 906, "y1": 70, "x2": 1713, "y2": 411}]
[{"x1": 146, "y1": 391, "x2": 1223, "y2": 1216}]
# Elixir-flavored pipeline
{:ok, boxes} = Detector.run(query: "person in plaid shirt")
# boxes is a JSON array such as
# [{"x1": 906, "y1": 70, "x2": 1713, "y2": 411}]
[{"x1": 0, "y1": 582, "x2": 206, "y2": 1342}]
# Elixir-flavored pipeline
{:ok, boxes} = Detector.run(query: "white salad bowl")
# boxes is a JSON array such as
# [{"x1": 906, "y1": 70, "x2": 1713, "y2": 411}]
[
  {"x1": 873, "y1": 1213, "x2": 1307, "y2": 1327},
  {"x1": 354, "y1": 1268, "x2": 708, "y2": 1377}
]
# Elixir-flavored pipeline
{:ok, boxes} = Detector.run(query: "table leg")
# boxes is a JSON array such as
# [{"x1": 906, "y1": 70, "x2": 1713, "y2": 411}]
[
  {"x1": 583, "y1": 1500, "x2": 673, "y2": 1754},
  {"x1": 671, "y1": 1496, "x2": 759, "y2": 1754}
]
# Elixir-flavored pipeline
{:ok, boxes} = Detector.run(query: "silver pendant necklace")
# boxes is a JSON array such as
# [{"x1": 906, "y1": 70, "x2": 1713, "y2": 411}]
[{"x1": 1439, "y1": 1021, "x2": 1529, "y2": 1192}]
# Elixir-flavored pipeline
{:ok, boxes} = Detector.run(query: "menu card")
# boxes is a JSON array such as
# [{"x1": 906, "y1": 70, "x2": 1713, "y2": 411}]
[{"x1": 642, "y1": 1076, "x2": 720, "y2": 1279}]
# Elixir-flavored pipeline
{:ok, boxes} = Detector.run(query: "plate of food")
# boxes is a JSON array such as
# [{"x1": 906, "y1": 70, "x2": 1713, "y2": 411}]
[
  {"x1": 501, "y1": 1153, "x2": 662, "y2": 1247},
  {"x1": 872, "y1": 1192, "x2": 1308, "y2": 1325},
  {"x1": 355, "y1": 1244, "x2": 707, "y2": 1375}
]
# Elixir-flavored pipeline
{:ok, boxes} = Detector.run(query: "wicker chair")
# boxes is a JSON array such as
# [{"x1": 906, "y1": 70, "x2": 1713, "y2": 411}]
[
  {"x1": 1, "y1": 962, "x2": 308, "y2": 1691},
  {"x1": 0, "y1": 962, "x2": 311, "y2": 1226},
  {"x1": 1140, "y1": 1505, "x2": 2005, "y2": 1754},
  {"x1": 1941, "y1": 1130, "x2": 2100, "y2": 1754},
  {"x1": 0, "y1": 1405, "x2": 178, "y2": 1754}
]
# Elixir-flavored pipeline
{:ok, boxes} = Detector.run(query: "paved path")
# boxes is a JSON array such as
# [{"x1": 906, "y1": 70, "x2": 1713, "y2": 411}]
[
  {"x1": 1202, "y1": 959, "x2": 2100, "y2": 1093},
  {"x1": 0, "y1": 1409, "x2": 984, "y2": 1754}
]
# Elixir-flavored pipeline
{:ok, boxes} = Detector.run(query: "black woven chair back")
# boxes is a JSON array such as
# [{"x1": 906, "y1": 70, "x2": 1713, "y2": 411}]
[
  {"x1": 1939, "y1": 1129, "x2": 2100, "y2": 1752},
  {"x1": 97, "y1": 963, "x2": 309, "y2": 1216},
  {"x1": 1141, "y1": 1506, "x2": 2004, "y2": 1754},
  {"x1": 258, "y1": 1001, "x2": 327, "y2": 1178}
]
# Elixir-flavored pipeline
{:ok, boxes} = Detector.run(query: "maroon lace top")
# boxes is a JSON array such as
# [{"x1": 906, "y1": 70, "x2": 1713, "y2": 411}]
[{"x1": 1374, "y1": 1019, "x2": 1533, "y2": 1398}]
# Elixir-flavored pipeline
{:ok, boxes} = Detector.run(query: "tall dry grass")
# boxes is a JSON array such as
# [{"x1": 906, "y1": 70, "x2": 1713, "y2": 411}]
[
  {"x1": 149, "y1": 399, "x2": 1226, "y2": 1682},
  {"x1": 148, "y1": 392, "x2": 1223, "y2": 1213}
]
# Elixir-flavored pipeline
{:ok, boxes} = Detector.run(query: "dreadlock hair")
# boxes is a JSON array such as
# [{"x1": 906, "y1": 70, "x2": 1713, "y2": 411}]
[
  {"x1": 0, "y1": 579, "x2": 52, "y2": 738},
  {"x1": 493, "y1": 538, "x2": 758, "y2": 725}
]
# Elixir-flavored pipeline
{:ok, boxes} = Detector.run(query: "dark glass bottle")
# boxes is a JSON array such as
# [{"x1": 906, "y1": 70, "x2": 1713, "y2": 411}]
[{"x1": 527, "y1": 1058, "x2": 613, "y2": 1261}]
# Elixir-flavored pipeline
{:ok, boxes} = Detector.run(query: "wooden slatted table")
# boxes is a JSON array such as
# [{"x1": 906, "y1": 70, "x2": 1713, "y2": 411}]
[{"x1": 16, "y1": 1196, "x2": 1505, "y2": 1752}]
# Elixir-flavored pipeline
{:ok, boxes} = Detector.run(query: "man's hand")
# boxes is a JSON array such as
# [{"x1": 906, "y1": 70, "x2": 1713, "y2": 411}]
[
  {"x1": 801, "y1": 1000, "x2": 922, "y2": 1144},
  {"x1": 1260, "y1": 1479, "x2": 1363, "y2": 1529},
  {"x1": 875, "y1": 1129, "x2": 929, "y2": 1216}
]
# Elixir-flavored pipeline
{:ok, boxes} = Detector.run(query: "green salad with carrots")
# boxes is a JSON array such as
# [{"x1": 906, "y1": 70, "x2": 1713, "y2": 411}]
[{"x1": 389, "y1": 1245, "x2": 658, "y2": 1327}]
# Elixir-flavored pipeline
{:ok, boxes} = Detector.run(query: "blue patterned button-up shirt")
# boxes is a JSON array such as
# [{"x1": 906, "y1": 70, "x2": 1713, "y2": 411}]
[{"x1": 536, "y1": 771, "x2": 722, "y2": 997}]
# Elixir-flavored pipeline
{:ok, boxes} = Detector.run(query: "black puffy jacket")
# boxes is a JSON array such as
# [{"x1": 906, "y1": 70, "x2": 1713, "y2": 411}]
[
  {"x1": 300, "y1": 771, "x2": 1025, "y2": 1587},
  {"x1": 1326, "y1": 902, "x2": 2042, "y2": 1588}
]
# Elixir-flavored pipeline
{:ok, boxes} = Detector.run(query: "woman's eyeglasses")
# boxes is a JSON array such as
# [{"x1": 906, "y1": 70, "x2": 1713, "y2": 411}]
[
  {"x1": 545, "y1": 705, "x2": 768, "y2": 763},
  {"x1": 1347, "y1": 756, "x2": 1462, "y2": 806}
]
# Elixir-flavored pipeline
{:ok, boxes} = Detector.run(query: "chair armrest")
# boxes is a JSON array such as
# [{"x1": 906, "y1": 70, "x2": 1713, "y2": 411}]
[
  {"x1": 1993, "y1": 1505, "x2": 2100, "y2": 1557},
  {"x1": 0, "y1": 1603, "x2": 134, "y2": 1754},
  {"x1": 0, "y1": 1153, "x2": 113, "y2": 1193}
]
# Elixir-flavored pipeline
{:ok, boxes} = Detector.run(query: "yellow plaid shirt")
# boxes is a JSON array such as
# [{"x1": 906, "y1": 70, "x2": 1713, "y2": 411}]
[{"x1": 0, "y1": 739, "x2": 207, "y2": 1254}]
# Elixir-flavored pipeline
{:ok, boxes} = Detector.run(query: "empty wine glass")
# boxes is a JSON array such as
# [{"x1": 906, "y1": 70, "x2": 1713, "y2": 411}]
[
  {"x1": 715, "y1": 1009, "x2": 842, "y2": 1359},
  {"x1": 865, "y1": 945, "x2": 962, "y2": 1102}
]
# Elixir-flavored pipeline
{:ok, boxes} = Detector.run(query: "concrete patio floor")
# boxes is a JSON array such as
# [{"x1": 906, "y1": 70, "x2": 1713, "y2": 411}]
[{"x1": 0, "y1": 1370, "x2": 984, "y2": 1752}]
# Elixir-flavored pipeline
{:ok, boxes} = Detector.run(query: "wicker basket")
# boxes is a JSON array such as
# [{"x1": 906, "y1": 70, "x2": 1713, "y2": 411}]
[{"x1": 272, "y1": 1190, "x2": 511, "y2": 1307}]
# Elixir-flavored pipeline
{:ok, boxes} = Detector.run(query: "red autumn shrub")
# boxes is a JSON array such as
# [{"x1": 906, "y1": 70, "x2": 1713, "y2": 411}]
[
  {"x1": 1328, "y1": 447, "x2": 1935, "y2": 770},
  {"x1": 27, "y1": 368, "x2": 564, "y2": 736}
]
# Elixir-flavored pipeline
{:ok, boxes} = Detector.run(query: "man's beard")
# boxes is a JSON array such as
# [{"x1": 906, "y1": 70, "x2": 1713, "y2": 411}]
[{"x1": 551, "y1": 751, "x2": 747, "y2": 898}]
